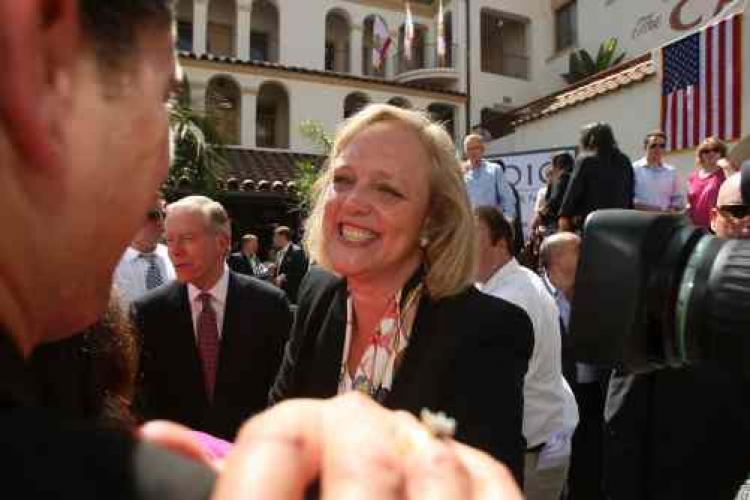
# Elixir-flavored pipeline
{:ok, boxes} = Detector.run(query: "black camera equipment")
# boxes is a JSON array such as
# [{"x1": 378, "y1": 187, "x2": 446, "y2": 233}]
[{"x1": 569, "y1": 165, "x2": 750, "y2": 379}]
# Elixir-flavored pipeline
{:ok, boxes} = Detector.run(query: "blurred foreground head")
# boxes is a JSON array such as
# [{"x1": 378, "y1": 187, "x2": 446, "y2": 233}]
[{"x1": 0, "y1": 0, "x2": 177, "y2": 354}]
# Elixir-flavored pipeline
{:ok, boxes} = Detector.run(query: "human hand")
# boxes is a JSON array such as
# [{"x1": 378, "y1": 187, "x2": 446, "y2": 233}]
[
  {"x1": 139, "y1": 420, "x2": 221, "y2": 470},
  {"x1": 212, "y1": 393, "x2": 522, "y2": 499}
]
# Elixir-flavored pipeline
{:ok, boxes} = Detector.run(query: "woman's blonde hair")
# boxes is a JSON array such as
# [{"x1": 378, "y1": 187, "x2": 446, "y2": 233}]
[
  {"x1": 696, "y1": 136, "x2": 728, "y2": 166},
  {"x1": 304, "y1": 104, "x2": 476, "y2": 300}
]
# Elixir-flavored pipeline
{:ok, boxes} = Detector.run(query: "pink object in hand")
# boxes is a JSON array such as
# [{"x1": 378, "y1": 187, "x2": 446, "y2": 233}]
[{"x1": 192, "y1": 431, "x2": 233, "y2": 460}]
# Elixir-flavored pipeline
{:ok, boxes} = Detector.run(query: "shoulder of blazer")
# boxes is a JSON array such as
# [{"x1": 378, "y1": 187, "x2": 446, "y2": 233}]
[
  {"x1": 230, "y1": 270, "x2": 287, "y2": 303},
  {"x1": 441, "y1": 286, "x2": 533, "y2": 358},
  {"x1": 297, "y1": 266, "x2": 343, "y2": 303},
  {"x1": 132, "y1": 280, "x2": 186, "y2": 316}
]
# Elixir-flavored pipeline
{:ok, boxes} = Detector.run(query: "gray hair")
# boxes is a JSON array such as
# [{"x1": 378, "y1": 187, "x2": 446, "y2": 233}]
[{"x1": 167, "y1": 195, "x2": 231, "y2": 238}]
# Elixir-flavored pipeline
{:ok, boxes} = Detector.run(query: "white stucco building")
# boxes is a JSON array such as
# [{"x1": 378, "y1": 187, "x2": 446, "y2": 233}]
[{"x1": 174, "y1": 0, "x2": 746, "y2": 185}]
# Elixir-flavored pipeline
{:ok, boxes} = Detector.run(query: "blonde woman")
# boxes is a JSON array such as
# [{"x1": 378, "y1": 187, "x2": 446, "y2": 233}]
[
  {"x1": 687, "y1": 136, "x2": 727, "y2": 228},
  {"x1": 270, "y1": 104, "x2": 533, "y2": 484}
]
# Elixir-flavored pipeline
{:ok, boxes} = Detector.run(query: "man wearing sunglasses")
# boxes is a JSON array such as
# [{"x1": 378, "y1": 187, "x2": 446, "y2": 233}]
[
  {"x1": 113, "y1": 200, "x2": 176, "y2": 307},
  {"x1": 710, "y1": 172, "x2": 750, "y2": 239},
  {"x1": 632, "y1": 131, "x2": 684, "y2": 212}
]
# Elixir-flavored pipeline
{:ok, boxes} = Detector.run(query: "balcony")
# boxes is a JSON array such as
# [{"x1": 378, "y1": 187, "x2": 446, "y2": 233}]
[{"x1": 392, "y1": 43, "x2": 459, "y2": 87}]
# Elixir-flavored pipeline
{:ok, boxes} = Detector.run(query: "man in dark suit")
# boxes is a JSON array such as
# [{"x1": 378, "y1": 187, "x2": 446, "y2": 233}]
[
  {"x1": 133, "y1": 196, "x2": 292, "y2": 441},
  {"x1": 272, "y1": 226, "x2": 308, "y2": 303},
  {"x1": 227, "y1": 233, "x2": 269, "y2": 279}
]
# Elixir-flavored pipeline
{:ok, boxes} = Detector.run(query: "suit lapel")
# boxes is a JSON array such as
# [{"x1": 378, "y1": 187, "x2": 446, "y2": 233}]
[
  {"x1": 386, "y1": 294, "x2": 443, "y2": 411},
  {"x1": 311, "y1": 282, "x2": 348, "y2": 398},
  {"x1": 214, "y1": 272, "x2": 240, "y2": 403}
]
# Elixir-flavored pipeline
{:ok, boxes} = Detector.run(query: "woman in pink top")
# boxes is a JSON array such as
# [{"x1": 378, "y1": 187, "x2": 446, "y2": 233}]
[{"x1": 687, "y1": 136, "x2": 727, "y2": 228}]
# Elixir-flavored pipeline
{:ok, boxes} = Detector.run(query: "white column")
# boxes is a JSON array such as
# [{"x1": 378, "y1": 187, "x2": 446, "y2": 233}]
[
  {"x1": 454, "y1": 103, "x2": 467, "y2": 144},
  {"x1": 194, "y1": 0, "x2": 208, "y2": 55},
  {"x1": 236, "y1": 0, "x2": 252, "y2": 60},
  {"x1": 350, "y1": 19, "x2": 363, "y2": 75},
  {"x1": 241, "y1": 88, "x2": 257, "y2": 148},
  {"x1": 453, "y1": 0, "x2": 467, "y2": 94}
]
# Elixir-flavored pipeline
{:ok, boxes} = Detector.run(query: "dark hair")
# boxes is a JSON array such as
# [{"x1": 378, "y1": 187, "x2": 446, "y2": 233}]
[
  {"x1": 274, "y1": 226, "x2": 292, "y2": 240},
  {"x1": 552, "y1": 152, "x2": 574, "y2": 173},
  {"x1": 474, "y1": 206, "x2": 514, "y2": 250},
  {"x1": 643, "y1": 130, "x2": 667, "y2": 148},
  {"x1": 78, "y1": 0, "x2": 174, "y2": 69},
  {"x1": 580, "y1": 122, "x2": 618, "y2": 158},
  {"x1": 30, "y1": 294, "x2": 138, "y2": 431}
]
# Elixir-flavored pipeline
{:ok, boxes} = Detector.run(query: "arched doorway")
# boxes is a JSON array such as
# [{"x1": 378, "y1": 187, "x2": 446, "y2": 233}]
[
  {"x1": 343, "y1": 92, "x2": 371, "y2": 118},
  {"x1": 256, "y1": 82, "x2": 289, "y2": 148},
  {"x1": 325, "y1": 9, "x2": 351, "y2": 73},
  {"x1": 206, "y1": 75, "x2": 241, "y2": 144},
  {"x1": 250, "y1": 0, "x2": 280, "y2": 62}
]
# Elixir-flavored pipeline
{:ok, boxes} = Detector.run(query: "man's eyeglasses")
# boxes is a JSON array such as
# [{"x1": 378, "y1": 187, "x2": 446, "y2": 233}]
[
  {"x1": 718, "y1": 204, "x2": 750, "y2": 220},
  {"x1": 648, "y1": 143, "x2": 666, "y2": 149},
  {"x1": 146, "y1": 209, "x2": 165, "y2": 221}
]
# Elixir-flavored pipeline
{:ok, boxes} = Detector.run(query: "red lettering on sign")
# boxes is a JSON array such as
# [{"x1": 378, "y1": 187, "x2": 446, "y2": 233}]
[{"x1": 670, "y1": 0, "x2": 702, "y2": 31}]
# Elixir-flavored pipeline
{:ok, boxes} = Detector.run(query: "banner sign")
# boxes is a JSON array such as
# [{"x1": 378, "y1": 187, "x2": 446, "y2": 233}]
[{"x1": 486, "y1": 147, "x2": 576, "y2": 238}]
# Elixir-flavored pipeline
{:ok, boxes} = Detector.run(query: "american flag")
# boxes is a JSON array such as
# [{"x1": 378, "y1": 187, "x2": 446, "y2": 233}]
[{"x1": 661, "y1": 13, "x2": 742, "y2": 151}]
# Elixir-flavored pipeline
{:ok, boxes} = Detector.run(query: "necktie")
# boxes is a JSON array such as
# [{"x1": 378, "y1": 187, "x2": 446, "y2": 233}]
[
  {"x1": 141, "y1": 253, "x2": 164, "y2": 290},
  {"x1": 197, "y1": 293, "x2": 220, "y2": 401}
]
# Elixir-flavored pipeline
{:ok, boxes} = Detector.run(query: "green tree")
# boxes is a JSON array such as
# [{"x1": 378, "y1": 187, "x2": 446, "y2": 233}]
[
  {"x1": 561, "y1": 37, "x2": 627, "y2": 85},
  {"x1": 165, "y1": 103, "x2": 228, "y2": 196},
  {"x1": 294, "y1": 120, "x2": 332, "y2": 213}
]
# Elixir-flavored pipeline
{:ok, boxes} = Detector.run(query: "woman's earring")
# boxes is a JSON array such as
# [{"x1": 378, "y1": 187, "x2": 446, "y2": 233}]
[{"x1": 419, "y1": 234, "x2": 429, "y2": 248}]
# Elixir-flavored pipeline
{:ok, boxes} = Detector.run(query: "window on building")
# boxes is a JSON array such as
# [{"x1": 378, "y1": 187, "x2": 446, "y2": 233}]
[
  {"x1": 206, "y1": 76, "x2": 241, "y2": 145},
  {"x1": 325, "y1": 10, "x2": 351, "y2": 73},
  {"x1": 428, "y1": 103, "x2": 455, "y2": 141},
  {"x1": 256, "y1": 105, "x2": 277, "y2": 148},
  {"x1": 250, "y1": 0, "x2": 279, "y2": 63},
  {"x1": 176, "y1": 0, "x2": 194, "y2": 52},
  {"x1": 207, "y1": 0, "x2": 236, "y2": 57},
  {"x1": 555, "y1": 0, "x2": 577, "y2": 52},
  {"x1": 256, "y1": 82, "x2": 289, "y2": 149},
  {"x1": 250, "y1": 31, "x2": 269, "y2": 61},
  {"x1": 344, "y1": 92, "x2": 370, "y2": 118},
  {"x1": 480, "y1": 9, "x2": 529, "y2": 80},
  {"x1": 177, "y1": 21, "x2": 193, "y2": 52}
]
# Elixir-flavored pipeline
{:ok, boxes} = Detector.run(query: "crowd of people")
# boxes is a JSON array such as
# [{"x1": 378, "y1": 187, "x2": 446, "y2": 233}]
[{"x1": 2, "y1": 2, "x2": 750, "y2": 500}]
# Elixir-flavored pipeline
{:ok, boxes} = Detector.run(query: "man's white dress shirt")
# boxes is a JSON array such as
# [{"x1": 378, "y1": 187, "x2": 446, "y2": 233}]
[
  {"x1": 113, "y1": 244, "x2": 175, "y2": 307},
  {"x1": 187, "y1": 266, "x2": 230, "y2": 341},
  {"x1": 477, "y1": 258, "x2": 578, "y2": 449}
]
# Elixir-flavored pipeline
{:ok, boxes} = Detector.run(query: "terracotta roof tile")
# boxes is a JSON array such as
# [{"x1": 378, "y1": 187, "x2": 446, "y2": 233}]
[
  {"x1": 513, "y1": 54, "x2": 655, "y2": 126},
  {"x1": 179, "y1": 52, "x2": 465, "y2": 98},
  {"x1": 222, "y1": 148, "x2": 325, "y2": 187}
]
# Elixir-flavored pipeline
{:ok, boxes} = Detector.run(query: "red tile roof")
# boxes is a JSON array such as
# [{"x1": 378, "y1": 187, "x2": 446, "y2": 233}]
[
  {"x1": 512, "y1": 54, "x2": 655, "y2": 126},
  {"x1": 223, "y1": 147, "x2": 325, "y2": 185},
  {"x1": 179, "y1": 52, "x2": 465, "y2": 98}
]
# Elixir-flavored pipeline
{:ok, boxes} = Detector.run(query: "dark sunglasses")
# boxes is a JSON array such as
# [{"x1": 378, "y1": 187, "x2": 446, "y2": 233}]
[
  {"x1": 146, "y1": 209, "x2": 165, "y2": 221},
  {"x1": 648, "y1": 143, "x2": 666, "y2": 149},
  {"x1": 700, "y1": 148, "x2": 722, "y2": 154},
  {"x1": 718, "y1": 204, "x2": 750, "y2": 219}
]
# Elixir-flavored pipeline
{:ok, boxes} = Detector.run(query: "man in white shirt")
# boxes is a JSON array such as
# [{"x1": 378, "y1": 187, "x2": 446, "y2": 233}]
[
  {"x1": 113, "y1": 200, "x2": 176, "y2": 307},
  {"x1": 474, "y1": 206, "x2": 578, "y2": 500},
  {"x1": 632, "y1": 131, "x2": 684, "y2": 212},
  {"x1": 132, "y1": 196, "x2": 293, "y2": 440}
]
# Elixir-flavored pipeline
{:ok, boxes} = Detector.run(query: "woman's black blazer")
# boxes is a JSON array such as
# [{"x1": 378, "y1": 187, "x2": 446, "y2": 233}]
[{"x1": 270, "y1": 267, "x2": 533, "y2": 483}]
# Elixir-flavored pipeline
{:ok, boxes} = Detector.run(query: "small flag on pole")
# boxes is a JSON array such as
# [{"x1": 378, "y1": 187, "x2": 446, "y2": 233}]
[
  {"x1": 437, "y1": 0, "x2": 446, "y2": 60},
  {"x1": 404, "y1": 0, "x2": 415, "y2": 62},
  {"x1": 660, "y1": 13, "x2": 743, "y2": 151},
  {"x1": 373, "y1": 15, "x2": 391, "y2": 70}
]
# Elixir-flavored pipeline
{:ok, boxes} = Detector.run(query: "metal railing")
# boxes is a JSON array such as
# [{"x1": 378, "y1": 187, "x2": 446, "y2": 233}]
[{"x1": 392, "y1": 43, "x2": 458, "y2": 77}]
